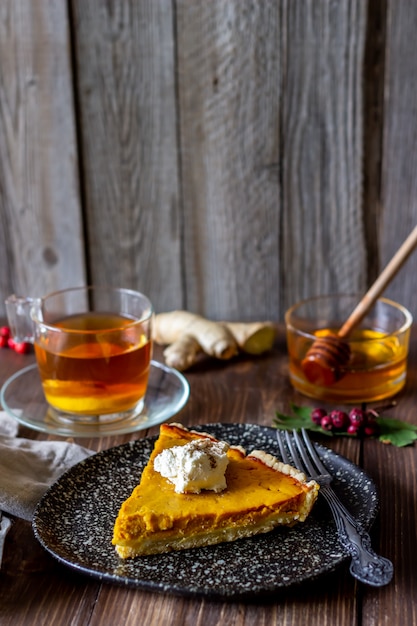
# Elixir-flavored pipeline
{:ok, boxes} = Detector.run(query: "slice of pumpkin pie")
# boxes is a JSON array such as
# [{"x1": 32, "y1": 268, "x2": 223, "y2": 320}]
[{"x1": 112, "y1": 423, "x2": 319, "y2": 558}]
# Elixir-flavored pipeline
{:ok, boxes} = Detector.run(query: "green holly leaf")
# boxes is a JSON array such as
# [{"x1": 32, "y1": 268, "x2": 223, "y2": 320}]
[
  {"x1": 376, "y1": 416, "x2": 417, "y2": 447},
  {"x1": 274, "y1": 404, "x2": 331, "y2": 436}
]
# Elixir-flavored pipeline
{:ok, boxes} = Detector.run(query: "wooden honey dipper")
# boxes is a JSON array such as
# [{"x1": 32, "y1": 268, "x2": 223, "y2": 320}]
[{"x1": 301, "y1": 225, "x2": 417, "y2": 387}]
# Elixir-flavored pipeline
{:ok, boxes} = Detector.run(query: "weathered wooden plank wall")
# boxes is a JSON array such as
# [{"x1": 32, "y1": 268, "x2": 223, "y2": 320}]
[{"x1": 1, "y1": 0, "x2": 417, "y2": 323}]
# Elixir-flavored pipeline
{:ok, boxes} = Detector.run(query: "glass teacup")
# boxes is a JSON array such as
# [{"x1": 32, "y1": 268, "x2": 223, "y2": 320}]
[{"x1": 6, "y1": 286, "x2": 153, "y2": 423}]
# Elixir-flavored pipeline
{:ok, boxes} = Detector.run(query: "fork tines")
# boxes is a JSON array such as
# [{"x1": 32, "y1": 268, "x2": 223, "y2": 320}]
[{"x1": 276, "y1": 428, "x2": 329, "y2": 481}]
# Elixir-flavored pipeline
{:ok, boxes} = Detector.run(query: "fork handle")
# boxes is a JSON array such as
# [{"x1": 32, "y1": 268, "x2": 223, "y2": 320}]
[
  {"x1": 0, "y1": 513, "x2": 12, "y2": 569},
  {"x1": 321, "y1": 487, "x2": 393, "y2": 586}
]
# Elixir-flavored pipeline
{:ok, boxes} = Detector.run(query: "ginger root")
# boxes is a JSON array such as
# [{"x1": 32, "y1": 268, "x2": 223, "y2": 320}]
[{"x1": 153, "y1": 310, "x2": 276, "y2": 371}]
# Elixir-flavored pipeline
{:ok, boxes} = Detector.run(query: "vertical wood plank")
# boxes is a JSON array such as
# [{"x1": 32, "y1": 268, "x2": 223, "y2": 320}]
[
  {"x1": 177, "y1": 0, "x2": 281, "y2": 321},
  {"x1": 280, "y1": 0, "x2": 367, "y2": 311},
  {"x1": 380, "y1": 1, "x2": 417, "y2": 318},
  {"x1": 363, "y1": 0, "x2": 387, "y2": 286},
  {"x1": 0, "y1": 0, "x2": 85, "y2": 314},
  {"x1": 72, "y1": 0, "x2": 182, "y2": 313}
]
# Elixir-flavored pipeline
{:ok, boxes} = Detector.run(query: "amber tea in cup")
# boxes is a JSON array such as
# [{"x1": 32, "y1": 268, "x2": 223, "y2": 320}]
[
  {"x1": 285, "y1": 295, "x2": 412, "y2": 403},
  {"x1": 6, "y1": 286, "x2": 153, "y2": 423}
]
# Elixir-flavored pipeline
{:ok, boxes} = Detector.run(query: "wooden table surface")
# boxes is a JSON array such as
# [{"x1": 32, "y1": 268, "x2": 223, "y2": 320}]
[{"x1": 0, "y1": 327, "x2": 416, "y2": 626}]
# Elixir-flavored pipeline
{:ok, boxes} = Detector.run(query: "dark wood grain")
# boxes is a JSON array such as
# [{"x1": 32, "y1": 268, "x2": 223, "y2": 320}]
[
  {"x1": 361, "y1": 331, "x2": 417, "y2": 625},
  {"x1": 0, "y1": 327, "x2": 415, "y2": 625}
]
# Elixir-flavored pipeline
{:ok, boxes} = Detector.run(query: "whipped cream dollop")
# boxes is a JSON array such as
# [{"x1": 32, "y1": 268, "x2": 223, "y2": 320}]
[{"x1": 153, "y1": 438, "x2": 230, "y2": 494}]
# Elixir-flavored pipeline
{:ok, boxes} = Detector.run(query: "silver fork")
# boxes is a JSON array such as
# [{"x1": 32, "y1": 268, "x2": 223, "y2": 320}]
[{"x1": 276, "y1": 428, "x2": 393, "y2": 586}]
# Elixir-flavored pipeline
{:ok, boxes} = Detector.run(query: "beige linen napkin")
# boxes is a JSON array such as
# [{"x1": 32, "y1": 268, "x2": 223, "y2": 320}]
[{"x1": 0, "y1": 411, "x2": 93, "y2": 566}]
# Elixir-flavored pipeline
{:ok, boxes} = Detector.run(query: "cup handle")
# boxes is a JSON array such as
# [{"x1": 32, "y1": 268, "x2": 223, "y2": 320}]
[{"x1": 5, "y1": 295, "x2": 38, "y2": 343}]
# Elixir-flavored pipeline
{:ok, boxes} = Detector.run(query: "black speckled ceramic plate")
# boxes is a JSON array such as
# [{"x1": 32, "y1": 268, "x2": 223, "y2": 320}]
[{"x1": 32, "y1": 423, "x2": 379, "y2": 600}]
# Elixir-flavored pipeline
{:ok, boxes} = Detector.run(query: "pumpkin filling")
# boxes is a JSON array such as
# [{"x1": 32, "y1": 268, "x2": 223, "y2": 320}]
[{"x1": 112, "y1": 423, "x2": 319, "y2": 558}]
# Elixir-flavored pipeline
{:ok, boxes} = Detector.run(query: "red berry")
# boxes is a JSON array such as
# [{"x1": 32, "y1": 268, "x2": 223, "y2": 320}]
[
  {"x1": 364, "y1": 424, "x2": 378, "y2": 437},
  {"x1": 0, "y1": 326, "x2": 10, "y2": 339},
  {"x1": 321, "y1": 415, "x2": 334, "y2": 431},
  {"x1": 363, "y1": 415, "x2": 380, "y2": 437},
  {"x1": 311, "y1": 408, "x2": 327, "y2": 425},
  {"x1": 0, "y1": 335, "x2": 9, "y2": 348},
  {"x1": 349, "y1": 408, "x2": 365, "y2": 427},
  {"x1": 330, "y1": 410, "x2": 349, "y2": 430},
  {"x1": 347, "y1": 423, "x2": 360, "y2": 435},
  {"x1": 13, "y1": 341, "x2": 31, "y2": 354},
  {"x1": 7, "y1": 337, "x2": 15, "y2": 350}
]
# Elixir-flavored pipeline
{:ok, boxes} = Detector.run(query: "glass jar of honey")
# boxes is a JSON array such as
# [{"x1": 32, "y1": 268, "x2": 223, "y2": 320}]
[{"x1": 285, "y1": 295, "x2": 412, "y2": 403}]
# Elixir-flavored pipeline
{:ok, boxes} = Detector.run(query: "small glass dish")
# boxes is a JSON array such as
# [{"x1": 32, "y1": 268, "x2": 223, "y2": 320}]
[{"x1": 285, "y1": 294, "x2": 412, "y2": 403}]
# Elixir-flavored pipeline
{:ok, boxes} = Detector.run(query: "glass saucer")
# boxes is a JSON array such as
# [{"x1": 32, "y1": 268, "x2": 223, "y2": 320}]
[{"x1": 0, "y1": 360, "x2": 189, "y2": 438}]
